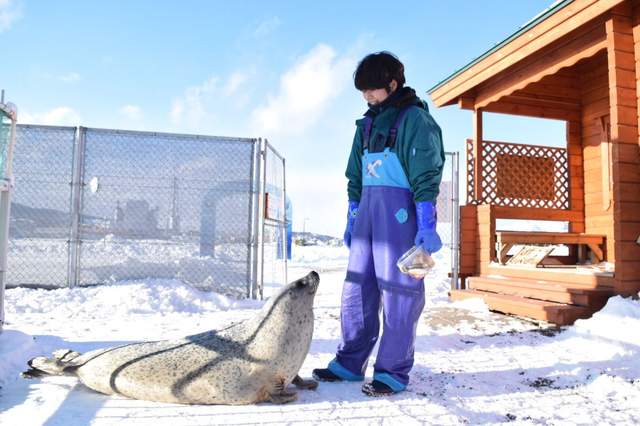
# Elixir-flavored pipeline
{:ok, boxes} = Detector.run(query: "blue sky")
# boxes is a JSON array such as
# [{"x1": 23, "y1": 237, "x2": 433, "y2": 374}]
[{"x1": 1, "y1": 0, "x2": 565, "y2": 236}]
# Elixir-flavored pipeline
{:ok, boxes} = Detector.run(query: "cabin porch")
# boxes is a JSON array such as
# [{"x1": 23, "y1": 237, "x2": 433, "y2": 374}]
[{"x1": 431, "y1": 3, "x2": 640, "y2": 325}]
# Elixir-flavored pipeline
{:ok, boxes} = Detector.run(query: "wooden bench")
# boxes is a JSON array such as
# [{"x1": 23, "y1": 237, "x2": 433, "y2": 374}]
[{"x1": 495, "y1": 231, "x2": 606, "y2": 265}]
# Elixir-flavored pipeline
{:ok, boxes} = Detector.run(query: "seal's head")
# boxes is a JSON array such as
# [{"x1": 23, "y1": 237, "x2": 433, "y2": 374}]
[
  {"x1": 275, "y1": 270, "x2": 319, "y2": 313},
  {"x1": 255, "y1": 271, "x2": 319, "y2": 328},
  {"x1": 246, "y1": 271, "x2": 320, "y2": 361},
  {"x1": 290, "y1": 270, "x2": 320, "y2": 295}
]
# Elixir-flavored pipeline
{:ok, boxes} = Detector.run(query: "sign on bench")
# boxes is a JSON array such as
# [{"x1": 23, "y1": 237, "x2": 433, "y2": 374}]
[
  {"x1": 505, "y1": 245, "x2": 555, "y2": 267},
  {"x1": 496, "y1": 231, "x2": 605, "y2": 265}
]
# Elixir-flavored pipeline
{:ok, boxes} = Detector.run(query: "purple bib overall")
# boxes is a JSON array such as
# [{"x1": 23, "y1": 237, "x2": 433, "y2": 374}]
[{"x1": 329, "y1": 108, "x2": 426, "y2": 392}]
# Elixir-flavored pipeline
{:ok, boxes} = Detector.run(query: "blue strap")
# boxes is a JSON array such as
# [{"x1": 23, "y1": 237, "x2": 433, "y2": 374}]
[
  {"x1": 362, "y1": 116, "x2": 373, "y2": 150},
  {"x1": 360, "y1": 105, "x2": 416, "y2": 150},
  {"x1": 386, "y1": 106, "x2": 414, "y2": 148}
]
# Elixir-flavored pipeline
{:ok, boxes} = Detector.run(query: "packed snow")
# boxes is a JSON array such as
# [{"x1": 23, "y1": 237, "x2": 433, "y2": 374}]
[{"x1": 1, "y1": 243, "x2": 639, "y2": 425}]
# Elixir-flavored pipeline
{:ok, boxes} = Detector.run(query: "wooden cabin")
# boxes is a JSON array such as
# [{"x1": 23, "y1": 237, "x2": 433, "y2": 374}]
[{"x1": 428, "y1": 0, "x2": 640, "y2": 325}]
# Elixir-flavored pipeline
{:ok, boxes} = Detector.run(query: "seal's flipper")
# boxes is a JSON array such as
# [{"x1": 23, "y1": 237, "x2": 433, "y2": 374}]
[
  {"x1": 52, "y1": 349, "x2": 81, "y2": 362},
  {"x1": 268, "y1": 389, "x2": 298, "y2": 404},
  {"x1": 22, "y1": 349, "x2": 84, "y2": 379},
  {"x1": 21, "y1": 366, "x2": 50, "y2": 379},
  {"x1": 22, "y1": 356, "x2": 64, "y2": 379},
  {"x1": 292, "y1": 375, "x2": 318, "y2": 390}
]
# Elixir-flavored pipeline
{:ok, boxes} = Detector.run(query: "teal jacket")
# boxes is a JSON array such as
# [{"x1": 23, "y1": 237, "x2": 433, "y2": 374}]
[{"x1": 345, "y1": 87, "x2": 445, "y2": 202}]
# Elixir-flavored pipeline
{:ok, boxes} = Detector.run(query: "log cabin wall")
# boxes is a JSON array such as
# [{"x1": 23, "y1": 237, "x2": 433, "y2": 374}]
[{"x1": 578, "y1": 53, "x2": 616, "y2": 264}]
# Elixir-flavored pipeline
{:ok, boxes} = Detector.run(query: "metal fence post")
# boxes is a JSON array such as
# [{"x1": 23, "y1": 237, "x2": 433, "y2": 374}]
[
  {"x1": 282, "y1": 156, "x2": 288, "y2": 286},
  {"x1": 0, "y1": 101, "x2": 17, "y2": 333},
  {"x1": 248, "y1": 138, "x2": 262, "y2": 299},
  {"x1": 67, "y1": 126, "x2": 86, "y2": 288},
  {"x1": 257, "y1": 139, "x2": 267, "y2": 300},
  {"x1": 451, "y1": 151, "x2": 460, "y2": 290}
]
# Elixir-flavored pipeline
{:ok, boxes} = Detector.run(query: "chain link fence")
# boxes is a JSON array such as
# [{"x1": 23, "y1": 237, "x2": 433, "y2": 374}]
[{"x1": 8, "y1": 125, "x2": 285, "y2": 298}]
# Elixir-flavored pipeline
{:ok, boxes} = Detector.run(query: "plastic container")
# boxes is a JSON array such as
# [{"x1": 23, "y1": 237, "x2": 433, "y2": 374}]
[{"x1": 396, "y1": 245, "x2": 436, "y2": 279}]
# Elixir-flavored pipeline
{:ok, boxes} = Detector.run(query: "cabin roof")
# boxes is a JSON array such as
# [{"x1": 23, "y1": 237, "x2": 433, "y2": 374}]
[
  {"x1": 427, "y1": 0, "x2": 628, "y2": 108},
  {"x1": 428, "y1": 1, "x2": 574, "y2": 96}
]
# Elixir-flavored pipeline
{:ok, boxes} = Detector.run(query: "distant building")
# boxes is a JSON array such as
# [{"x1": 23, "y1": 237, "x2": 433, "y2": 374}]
[{"x1": 112, "y1": 199, "x2": 160, "y2": 238}]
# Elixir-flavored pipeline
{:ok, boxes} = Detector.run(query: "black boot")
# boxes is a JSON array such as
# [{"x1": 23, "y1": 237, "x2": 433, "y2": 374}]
[
  {"x1": 311, "y1": 368, "x2": 343, "y2": 382},
  {"x1": 361, "y1": 380, "x2": 396, "y2": 397}
]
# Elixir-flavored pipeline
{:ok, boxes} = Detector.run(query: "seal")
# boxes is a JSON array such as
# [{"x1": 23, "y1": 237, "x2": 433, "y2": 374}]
[{"x1": 22, "y1": 271, "x2": 320, "y2": 405}]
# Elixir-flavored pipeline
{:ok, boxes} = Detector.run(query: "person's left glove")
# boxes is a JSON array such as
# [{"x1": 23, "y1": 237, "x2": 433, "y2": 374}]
[
  {"x1": 343, "y1": 200, "x2": 359, "y2": 248},
  {"x1": 414, "y1": 201, "x2": 442, "y2": 254}
]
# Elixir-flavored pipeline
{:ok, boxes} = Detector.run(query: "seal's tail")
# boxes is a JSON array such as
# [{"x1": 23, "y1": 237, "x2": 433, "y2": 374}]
[{"x1": 21, "y1": 349, "x2": 82, "y2": 379}]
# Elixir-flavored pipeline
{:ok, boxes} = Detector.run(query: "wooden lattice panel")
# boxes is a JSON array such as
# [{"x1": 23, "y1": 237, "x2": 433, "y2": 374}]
[
  {"x1": 467, "y1": 140, "x2": 569, "y2": 209},
  {"x1": 496, "y1": 154, "x2": 555, "y2": 200}
]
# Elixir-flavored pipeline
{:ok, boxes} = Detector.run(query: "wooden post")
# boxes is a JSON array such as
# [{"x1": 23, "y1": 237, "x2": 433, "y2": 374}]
[
  {"x1": 607, "y1": 5, "x2": 640, "y2": 290},
  {"x1": 473, "y1": 108, "x2": 483, "y2": 202}
]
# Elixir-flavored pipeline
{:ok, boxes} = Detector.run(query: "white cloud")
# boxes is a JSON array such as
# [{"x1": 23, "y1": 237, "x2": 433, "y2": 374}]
[
  {"x1": 39, "y1": 71, "x2": 81, "y2": 82},
  {"x1": 170, "y1": 76, "x2": 217, "y2": 127},
  {"x1": 253, "y1": 16, "x2": 281, "y2": 38},
  {"x1": 222, "y1": 72, "x2": 248, "y2": 97},
  {"x1": 250, "y1": 43, "x2": 356, "y2": 136},
  {"x1": 20, "y1": 106, "x2": 81, "y2": 126},
  {"x1": 120, "y1": 104, "x2": 142, "y2": 120},
  {"x1": 170, "y1": 72, "x2": 251, "y2": 128},
  {"x1": 0, "y1": 0, "x2": 21, "y2": 33},
  {"x1": 59, "y1": 72, "x2": 80, "y2": 82}
]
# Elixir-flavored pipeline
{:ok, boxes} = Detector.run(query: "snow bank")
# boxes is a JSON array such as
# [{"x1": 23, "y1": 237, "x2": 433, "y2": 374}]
[
  {"x1": 570, "y1": 293, "x2": 640, "y2": 346},
  {"x1": 5, "y1": 279, "x2": 263, "y2": 318},
  {"x1": 0, "y1": 330, "x2": 40, "y2": 387}
]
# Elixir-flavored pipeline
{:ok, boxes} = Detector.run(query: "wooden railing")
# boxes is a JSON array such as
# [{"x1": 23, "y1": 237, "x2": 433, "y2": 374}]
[{"x1": 466, "y1": 139, "x2": 570, "y2": 209}]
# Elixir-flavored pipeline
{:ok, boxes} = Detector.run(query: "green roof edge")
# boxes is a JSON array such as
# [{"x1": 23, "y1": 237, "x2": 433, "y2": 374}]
[{"x1": 427, "y1": 0, "x2": 575, "y2": 96}]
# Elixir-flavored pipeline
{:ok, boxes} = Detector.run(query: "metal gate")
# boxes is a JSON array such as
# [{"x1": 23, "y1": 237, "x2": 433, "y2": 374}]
[{"x1": 8, "y1": 125, "x2": 285, "y2": 298}]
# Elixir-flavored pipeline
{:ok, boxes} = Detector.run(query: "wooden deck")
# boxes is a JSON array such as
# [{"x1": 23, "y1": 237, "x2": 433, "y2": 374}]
[
  {"x1": 451, "y1": 267, "x2": 614, "y2": 325},
  {"x1": 450, "y1": 288, "x2": 598, "y2": 326}
]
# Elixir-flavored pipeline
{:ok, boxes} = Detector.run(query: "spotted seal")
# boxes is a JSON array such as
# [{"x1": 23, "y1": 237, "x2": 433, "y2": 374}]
[{"x1": 22, "y1": 271, "x2": 320, "y2": 405}]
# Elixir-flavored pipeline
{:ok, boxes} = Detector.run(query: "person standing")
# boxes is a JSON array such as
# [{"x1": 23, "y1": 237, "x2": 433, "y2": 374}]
[{"x1": 313, "y1": 51, "x2": 445, "y2": 396}]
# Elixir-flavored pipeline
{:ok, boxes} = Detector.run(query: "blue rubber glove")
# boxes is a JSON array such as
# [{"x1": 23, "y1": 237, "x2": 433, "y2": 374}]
[
  {"x1": 414, "y1": 201, "x2": 442, "y2": 254},
  {"x1": 343, "y1": 201, "x2": 359, "y2": 248}
]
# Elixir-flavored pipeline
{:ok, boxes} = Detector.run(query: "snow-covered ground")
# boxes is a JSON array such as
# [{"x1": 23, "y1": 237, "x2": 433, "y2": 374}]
[{"x1": 1, "y1": 244, "x2": 640, "y2": 425}]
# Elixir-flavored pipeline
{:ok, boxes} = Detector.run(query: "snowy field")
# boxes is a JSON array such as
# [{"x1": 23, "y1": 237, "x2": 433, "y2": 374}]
[{"x1": 1, "y1": 244, "x2": 640, "y2": 425}]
